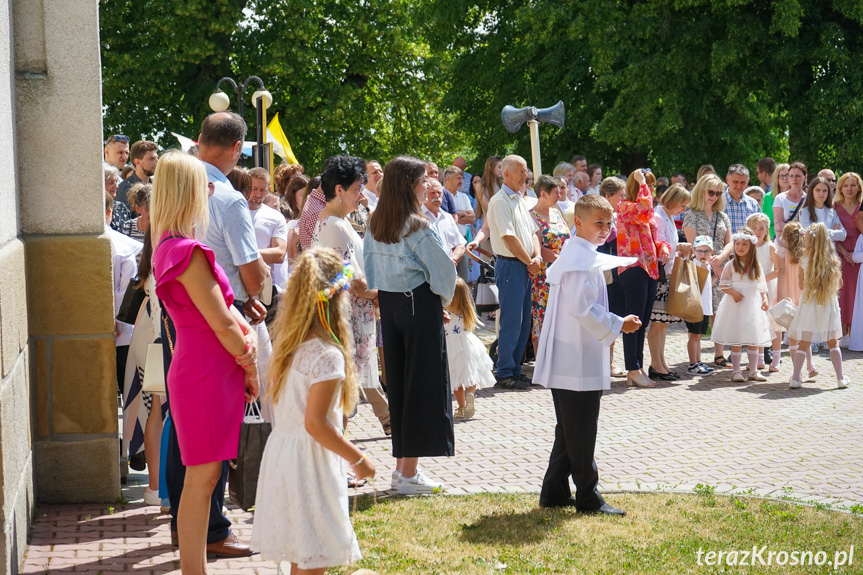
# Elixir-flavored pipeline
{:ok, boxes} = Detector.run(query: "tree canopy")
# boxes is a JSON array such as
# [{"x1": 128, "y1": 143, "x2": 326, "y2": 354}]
[{"x1": 101, "y1": 0, "x2": 863, "y2": 177}]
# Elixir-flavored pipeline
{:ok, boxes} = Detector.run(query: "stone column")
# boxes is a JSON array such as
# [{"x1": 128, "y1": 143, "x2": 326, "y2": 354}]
[{"x1": 14, "y1": 0, "x2": 119, "y2": 506}]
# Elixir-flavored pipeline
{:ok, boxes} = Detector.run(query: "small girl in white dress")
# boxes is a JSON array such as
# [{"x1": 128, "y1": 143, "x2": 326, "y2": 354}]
[
  {"x1": 747, "y1": 213, "x2": 782, "y2": 371},
  {"x1": 786, "y1": 223, "x2": 848, "y2": 389},
  {"x1": 251, "y1": 249, "x2": 376, "y2": 575},
  {"x1": 711, "y1": 227, "x2": 773, "y2": 382},
  {"x1": 445, "y1": 278, "x2": 495, "y2": 418}
]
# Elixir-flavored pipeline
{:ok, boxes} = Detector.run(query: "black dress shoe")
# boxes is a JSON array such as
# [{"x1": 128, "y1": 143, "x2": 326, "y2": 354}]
[
  {"x1": 648, "y1": 367, "x2": 676, "y2": 381},
  {"x1": 580, "y1": 502, "x2": 626, "y2": 516},
  {"x1": 539, "y1": 496, "x2": 578, "y2": 509}
]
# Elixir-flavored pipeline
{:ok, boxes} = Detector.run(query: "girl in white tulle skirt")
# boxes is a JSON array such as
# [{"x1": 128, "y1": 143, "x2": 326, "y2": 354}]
[
  {"x1": 711, "y1": 227, "x2": 773, "y2": 382},
  {"x1": 786, "y1": 223, "x2": 848, "y2": 389},
  {"x1": 445, "y1": 278, "x2": 495, "y2": 418}
]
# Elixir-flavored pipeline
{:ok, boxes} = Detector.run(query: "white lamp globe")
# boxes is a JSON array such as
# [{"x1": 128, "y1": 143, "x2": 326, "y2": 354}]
[
  {"x1": 208, "y1": 90, "x2": 231, "y2": 112},
  {"x1": 251, "y1": 89, "x2": 273, "y2": 109}
]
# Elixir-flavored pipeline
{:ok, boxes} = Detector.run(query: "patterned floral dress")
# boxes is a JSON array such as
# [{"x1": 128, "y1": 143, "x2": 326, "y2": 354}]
[
  {"x1": 312, "y1": 216, "x2": 379, "y2": 389},
  {"x1": 530, "y1": 207, "x2": 571, "y2": 343}
]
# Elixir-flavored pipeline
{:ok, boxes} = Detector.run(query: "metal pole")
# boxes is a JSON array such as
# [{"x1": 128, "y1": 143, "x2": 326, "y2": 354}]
[{"x1": 528, "y1": 120, "x2": 542, "y2": 178}]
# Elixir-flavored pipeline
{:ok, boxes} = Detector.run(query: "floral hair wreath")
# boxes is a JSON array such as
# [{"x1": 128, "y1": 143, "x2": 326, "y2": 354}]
[
  {"x1": 731, "y1": 232, "x2": 757, "y2": 243},
  {"x1": 316, "y1": 262, "x2": 354, "y2": 345},
  {"x1": 318, "y1": 263, "x2": 354, "y2": 300}
]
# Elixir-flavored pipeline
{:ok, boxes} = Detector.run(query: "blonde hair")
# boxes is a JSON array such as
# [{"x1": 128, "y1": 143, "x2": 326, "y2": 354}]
[
  {"x1": 150, "y1": 150, "x2": 209, "y2": 244},
  {"x1": 781, "y1": 221, "x2": 804, "y2": 265},
  {"x1": 689, "y1": 174, "x2": 726, "y2": 212},
  {"x1": 801, "y1": 223, "x2": 841, "y2": 306},
  {"x1": 445, "y1": 278, "x2": 478, "y2": 332},
  {"x1": 266, "y1": 248, "x2": 358, "y2": 411},
  {"x1": 746, "y1": 212, "x2": 771, "y2": 242},
  {"x1": 836, "y1": 172, "x2": 863, "y2": 205},
  {"x1": 731, "y1": 226, "x2": 761, "y2": 280},
  {"x1": 771, "y1": 162, "x2": 790, "y2": 195},
  {"x1": 659, "y1": 183, "x2": 691, "y2": 211},
  {"x1": 553, "y1": 162, "x2": 576, "y2": 179}
]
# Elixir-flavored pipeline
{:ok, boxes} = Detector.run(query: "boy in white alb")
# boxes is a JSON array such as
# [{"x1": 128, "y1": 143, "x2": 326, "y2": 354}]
[{"x1": 533, "y1": 194, "x2": 641, "y2": 515}]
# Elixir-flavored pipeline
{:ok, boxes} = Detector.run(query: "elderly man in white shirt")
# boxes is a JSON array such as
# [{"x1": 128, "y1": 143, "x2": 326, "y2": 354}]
[
  {"x1": 423, "y1": 179, "x2": 467, "y2": 279},
  {"x1": 364, "y1": 159, "x2": 383, "y2": 211}
]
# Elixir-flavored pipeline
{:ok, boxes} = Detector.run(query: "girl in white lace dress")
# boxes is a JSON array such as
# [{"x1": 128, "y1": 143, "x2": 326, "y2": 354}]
[
  {"x1": 710, "y1": 228, "x2": 773, "y2": 382},
  {"x1": 251, "y1": 249, "x2": 375, "y2": 574},
  {"x1": 747, "y1": 213, "x2": 783, "y2": 371},
  {"x1": 444, "y1": 279, "x2": 495, "y2": 418},
  {"x1": 786, "y1": 223, "x2": 848, "y2": 389}
]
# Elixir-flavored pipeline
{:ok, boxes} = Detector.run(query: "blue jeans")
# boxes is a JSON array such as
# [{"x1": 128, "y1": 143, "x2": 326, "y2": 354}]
[{"x1": 494, "y1": 258, "x2": 532, "y2": 378}]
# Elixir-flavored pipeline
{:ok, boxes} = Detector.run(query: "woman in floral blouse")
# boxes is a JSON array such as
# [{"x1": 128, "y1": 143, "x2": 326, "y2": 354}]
[
  {"x1": 617, "y1": 169, "x2": 670, "y2": 387},
  {"x1": 529, "y1": 175, "x2": 571, "y2": 351}
]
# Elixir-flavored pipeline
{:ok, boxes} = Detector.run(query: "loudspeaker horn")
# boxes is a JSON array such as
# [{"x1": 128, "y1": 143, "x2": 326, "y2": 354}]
[
  {"x1": 501, "y1": 105, "x2": 538, "y2": 133},
  {"x1": 535, "y1": 100, "x2": 565, "y2": 129}
]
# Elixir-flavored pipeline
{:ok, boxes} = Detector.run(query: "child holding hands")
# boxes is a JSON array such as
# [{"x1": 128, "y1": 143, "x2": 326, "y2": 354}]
[
  {"x1": 252, "y1": 248, "x2": 375, "y2": 575},
  {"x1": 710, "y1": 227, "x2": 773, "y2": 382},
  {"x1": 533, "y1": 194, "x2": 641, "y2": 515}
]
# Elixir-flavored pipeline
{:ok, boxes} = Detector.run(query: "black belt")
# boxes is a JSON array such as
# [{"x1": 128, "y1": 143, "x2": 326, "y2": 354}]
[{"x1": 496, "y1": 255, "x2": 522, "y2": 262}]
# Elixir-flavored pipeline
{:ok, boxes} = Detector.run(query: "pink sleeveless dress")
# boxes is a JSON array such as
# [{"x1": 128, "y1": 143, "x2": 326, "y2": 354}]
[{"x1": 154, "y1": 235, "x2": 245, "y2": 466}]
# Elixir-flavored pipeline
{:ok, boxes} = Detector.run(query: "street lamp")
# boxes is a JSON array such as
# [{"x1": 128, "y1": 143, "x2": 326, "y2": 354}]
[{"x1": 208, "y1": 76, "x2": 274, "y2": 169}]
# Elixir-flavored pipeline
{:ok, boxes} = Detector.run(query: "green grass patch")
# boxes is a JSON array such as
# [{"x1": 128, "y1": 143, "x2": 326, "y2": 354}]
[{"x1": 329, "y1": 493, "x2": 862, "y2": 574}]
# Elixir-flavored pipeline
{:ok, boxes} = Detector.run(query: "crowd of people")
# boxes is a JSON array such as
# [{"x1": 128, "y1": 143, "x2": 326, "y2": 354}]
[{"x1": 102, "y1": 119, "x2": 861, "y2": 573}]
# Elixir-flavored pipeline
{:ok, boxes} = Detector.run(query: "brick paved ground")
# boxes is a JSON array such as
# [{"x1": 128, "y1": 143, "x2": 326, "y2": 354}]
[{"x1": 21, "y1": 324, "x2": 863, "y2": 573}]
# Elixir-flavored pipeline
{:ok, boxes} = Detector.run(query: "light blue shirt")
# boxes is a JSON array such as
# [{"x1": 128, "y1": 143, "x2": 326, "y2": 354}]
[
  {"x1": 202, "y1": 161, "x2": 260, "y2": 301},
  {"x1": 364, "y1": 222, "x2": 457, "y2": 305},
  {"x1": 798, "y1": 205, "x2": 847, "y2": 242}
]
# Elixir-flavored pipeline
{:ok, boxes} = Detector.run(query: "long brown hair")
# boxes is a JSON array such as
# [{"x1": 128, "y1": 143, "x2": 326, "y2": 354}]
[
  {"x1": 731, "y1": 226, "x2": 761, "y2": 280},
  {"x1": 476, "y1": 155, "x2": 502, "y2": 219},
  {"x1": 781, "y1": 221, "x2": 804, "y2": 265},
  {"x1": 266, "y1": 248, "x2": 358, "y2": 411},
  {"x1": 368, "y1": 156, "x2": 429, "y2": 244},
  {"x1": 804, "y1": 176, "x2": 833, "y2": 222}
]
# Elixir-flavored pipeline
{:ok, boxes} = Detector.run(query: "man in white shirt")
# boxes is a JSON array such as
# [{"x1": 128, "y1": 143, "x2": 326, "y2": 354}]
[
  {"x1": 453, "y1": 156, "x2": 472, "y2": 195},
  {"x1": 247, "y1": 167, "x2": 288, "y2": 269},
  {"x1": 443, "y1": 166, "x2": 475, "y2": 236},
  {"x1": 423, "y1": 179, "x2": 467, "y2": 279},
  {"x1": 486, "y1": 155, "x2": 541, "y2": 389},
  {"x1": 573, "y1": 171, "x2": 590, "y2": 199},
  {"x1": 364, "y1": 159, "x2": 383, "y2": 211}
]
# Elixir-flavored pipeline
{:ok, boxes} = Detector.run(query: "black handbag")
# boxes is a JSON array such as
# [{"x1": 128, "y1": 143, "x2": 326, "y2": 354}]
[
  {"x1": 228, "y1": 402, "x2": 272, "y2": 511},
  {"x1": 116, "y1": 280, "x2": 146, "y2": 324}
]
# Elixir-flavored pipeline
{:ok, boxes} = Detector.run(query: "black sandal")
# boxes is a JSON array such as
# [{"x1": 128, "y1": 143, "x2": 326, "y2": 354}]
[{"x1": 714, "y1": 356, "x2": 730, "y2": 368}]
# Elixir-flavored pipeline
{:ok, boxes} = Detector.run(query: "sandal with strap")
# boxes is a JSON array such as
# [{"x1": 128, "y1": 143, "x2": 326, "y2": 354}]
[{"x1": 714, "y1": 356, "x2": 730, "y2": 368}]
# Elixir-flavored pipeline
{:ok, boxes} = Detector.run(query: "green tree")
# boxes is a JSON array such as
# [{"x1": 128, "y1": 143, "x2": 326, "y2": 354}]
[
  {"x1": 100, "y1": 0, "x2": 248, "y2": 143},
  {"x1": 101, "y1": 0, "x2": 469, "y2": 172},
  {"x1": 427, "y1": 0, "x2": 863, "y2": 177}
]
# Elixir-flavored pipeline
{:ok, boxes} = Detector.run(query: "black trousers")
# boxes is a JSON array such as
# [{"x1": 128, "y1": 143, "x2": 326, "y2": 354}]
[
  {"x1": 618, "y1": 266, "x2": 658, "y2": 371},
  {"x1": 378, "y1": 283, "x2": 454, "y2": 458},
  {"x1": 161, "y1": 310, "x2": 231, "y2": 543},
  {"x1": 539, "y1": 389, "x2": 605, "y2": 510}
]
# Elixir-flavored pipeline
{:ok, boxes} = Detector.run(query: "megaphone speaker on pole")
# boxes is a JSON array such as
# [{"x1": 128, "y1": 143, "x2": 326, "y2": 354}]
[{"x1": 500, "y1": 100, "x2": 565, "y2": 177}]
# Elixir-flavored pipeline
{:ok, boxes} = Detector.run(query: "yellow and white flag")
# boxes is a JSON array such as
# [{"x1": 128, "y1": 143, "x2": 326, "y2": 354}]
[{"x1": 267, "y1": 113, "x2": 299, "y2": 165}]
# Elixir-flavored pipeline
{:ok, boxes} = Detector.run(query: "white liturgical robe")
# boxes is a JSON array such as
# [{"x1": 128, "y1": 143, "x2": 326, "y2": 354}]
[{"x1": 532, "y1": 235, "x2": 636, "y2": 391}]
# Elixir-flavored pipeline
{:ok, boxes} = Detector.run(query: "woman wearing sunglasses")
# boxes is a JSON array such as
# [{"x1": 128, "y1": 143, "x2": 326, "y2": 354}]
[{"x1": 683, "y1": 174, "x2": 733, "y2": 368}]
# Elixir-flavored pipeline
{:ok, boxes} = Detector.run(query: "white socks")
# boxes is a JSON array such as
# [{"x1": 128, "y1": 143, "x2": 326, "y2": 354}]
[
  {"x1": 830, "y1": 347, "x2": 844, "y2": 382},
  {"x1": 747, "y1": 348, "x2": 759, "y2": 373},
  {"x1": 791, "y1": 350, "x2": 806, "y2": 382},
  {"x1": 731, "y1": 351, "x2": 743, "y2": 374}
]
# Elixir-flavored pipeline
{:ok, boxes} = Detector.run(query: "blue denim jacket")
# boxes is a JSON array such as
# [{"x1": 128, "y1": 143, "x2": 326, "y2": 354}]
[{"x1": 364, "y1": 224, "x2": 457, "y2": 305}]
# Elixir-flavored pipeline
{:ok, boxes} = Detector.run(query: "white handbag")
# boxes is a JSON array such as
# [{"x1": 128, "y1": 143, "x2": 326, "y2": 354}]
[{"x1": 769, "y1": 298, "x2": 798, "y2": 330}]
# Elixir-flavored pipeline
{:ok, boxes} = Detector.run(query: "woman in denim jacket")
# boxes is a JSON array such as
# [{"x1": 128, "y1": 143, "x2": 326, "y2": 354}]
[{"x1": 364, "y1": 155, "x2": 457, "y2": 495}]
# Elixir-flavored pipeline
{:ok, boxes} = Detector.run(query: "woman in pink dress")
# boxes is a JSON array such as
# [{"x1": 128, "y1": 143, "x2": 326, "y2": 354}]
[
  {"x1": 151, "y1": 151, "x2": 258, "y2": 575},
  {"x1": 834, "y1": 172, "x2": 862, "y2": 343}
]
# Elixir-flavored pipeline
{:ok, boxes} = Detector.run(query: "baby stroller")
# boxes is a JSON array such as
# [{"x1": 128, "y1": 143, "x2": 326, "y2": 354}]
[{"x1": 466, "y1": 250, "x2": 534, "y2": 367}]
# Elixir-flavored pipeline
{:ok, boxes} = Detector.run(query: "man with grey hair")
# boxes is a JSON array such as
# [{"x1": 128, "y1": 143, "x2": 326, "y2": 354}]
[
  {"x1": 572, "y1": 171, "x2": 590, "y2": 200},
  {"x1": 818, "y1": 168, "x2": 837, "y2": 193},
  {"x1": 486, "y1": 155, "x2": 541, "y2": 390},
  {"x1": 723, "y1": 163, "x2": 760, "y2": 233},
  {"x1": 423, "y1": 179, "x2": 467, "y2": 279},
  {"x1": 444, "y1": 165, "x2": 475, "y2": 236}
]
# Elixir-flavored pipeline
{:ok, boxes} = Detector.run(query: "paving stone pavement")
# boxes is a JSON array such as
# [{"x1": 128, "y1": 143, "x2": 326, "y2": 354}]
[{"x1": 20, "y1": 325, "x2": 863, "y2": 573}]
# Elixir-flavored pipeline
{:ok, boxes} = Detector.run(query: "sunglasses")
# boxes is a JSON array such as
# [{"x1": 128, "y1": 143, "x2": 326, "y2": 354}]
[
  {"x1": 106, "y1": 134, "x2": 129, "y2": 144},
  {"x1": 706, "y1": 190, "x2": 722, "y2": 197}
]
